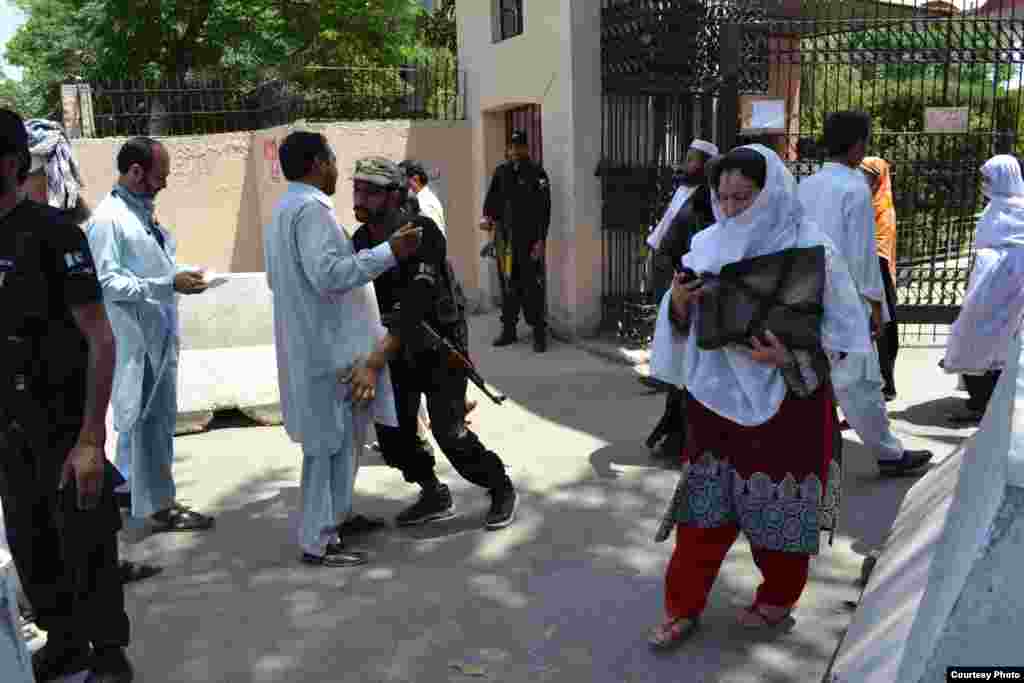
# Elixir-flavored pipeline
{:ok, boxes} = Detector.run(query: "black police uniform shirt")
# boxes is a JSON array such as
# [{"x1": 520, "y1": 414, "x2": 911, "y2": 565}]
[
  {"x1": 0, "y1": 200, "x2": 103, "y2": 427},
  {"x1": 352, "y1": 212, "x2": 458, "y2": 355},
  {"x1": 483, "y1": 159, "x2": 552, "y2": 251}
]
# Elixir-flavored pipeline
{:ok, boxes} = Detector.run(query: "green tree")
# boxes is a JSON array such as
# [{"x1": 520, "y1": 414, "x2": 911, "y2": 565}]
[
  {"x1": 418, "y1": 0, "x2": 456, "y2": 54},
  {"x1": 4, "y1": 0, "x2": 428, "y2": 119},
  {"x1": 0, "y1": 74, "x2": 46, "y2": 115}
]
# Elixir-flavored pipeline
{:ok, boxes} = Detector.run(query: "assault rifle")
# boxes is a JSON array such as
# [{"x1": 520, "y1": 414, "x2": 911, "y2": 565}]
[{"x1": 420, "y1": 320, "x2": 507, "y2": 406}]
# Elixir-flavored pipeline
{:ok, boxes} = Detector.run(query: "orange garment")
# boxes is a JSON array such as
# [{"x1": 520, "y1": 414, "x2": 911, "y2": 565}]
[{"x1": 862, "y1": 157, "x2": 897, "y2": 279}]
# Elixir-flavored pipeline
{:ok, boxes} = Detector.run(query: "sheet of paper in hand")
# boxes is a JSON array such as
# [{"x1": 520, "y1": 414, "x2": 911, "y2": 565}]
[
  {"x1": 201, "y1": 271, "x2": 230, "y2": 289},
  {"x1": 695, "y1": 245, "x2": 826, "y2": 351}
]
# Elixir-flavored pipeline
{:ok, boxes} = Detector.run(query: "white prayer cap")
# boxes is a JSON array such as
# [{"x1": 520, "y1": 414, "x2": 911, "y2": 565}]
[{"x1": 689, "y1": 139, "x2": 719, "y2": 157}]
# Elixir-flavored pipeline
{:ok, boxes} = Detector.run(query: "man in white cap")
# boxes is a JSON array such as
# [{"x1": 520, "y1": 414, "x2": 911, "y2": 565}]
[
  {"x1": 646, "y1": 139, "x2": 718, "y2": 308},
  {"x1": 643, "y1": 139, "x2": 718, "y2": 460}
]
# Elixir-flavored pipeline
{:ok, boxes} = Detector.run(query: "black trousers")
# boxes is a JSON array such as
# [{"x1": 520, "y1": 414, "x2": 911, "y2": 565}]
[
  {"x1": 646, "y1": 387, "x2": 686, "y2": 455},
  {"x1": 964, "y1": 371, "x2": 1001, "y2": 413},
  {"x1": 0, "y1": 421, "x2": 129, "y2": 649},
  {"x1": 878, "y1": 256, "x2": 900, "y2": 394},
  {"x1": 375, "y1": 352, "x2": 510, "y2": 491},
  {"x1": 501, "y1": 251, "x2": 546, "y2": 332}
]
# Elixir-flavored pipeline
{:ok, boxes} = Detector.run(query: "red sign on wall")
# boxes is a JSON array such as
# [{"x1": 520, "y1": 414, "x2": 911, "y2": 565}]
[{"x1": 265, "y1": 138, "x2": 281, "y2": 182}]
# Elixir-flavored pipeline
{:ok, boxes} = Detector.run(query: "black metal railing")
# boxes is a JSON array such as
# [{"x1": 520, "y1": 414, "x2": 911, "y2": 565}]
[{"x1": 85, "y1": 59, "x2": 465, "y2": 138}]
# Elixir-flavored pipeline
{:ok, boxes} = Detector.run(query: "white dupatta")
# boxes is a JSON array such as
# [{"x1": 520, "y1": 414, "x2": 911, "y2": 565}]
[
  {"x1": 650, "y1": 145, "x2": 872, "y2": 425},
  {"x1": 945, "y1": 155, "x2": 1024, "y2": 373}
]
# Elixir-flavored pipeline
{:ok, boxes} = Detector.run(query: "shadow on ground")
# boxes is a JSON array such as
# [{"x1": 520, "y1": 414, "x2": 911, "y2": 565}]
[{"x1": 106, "y1": 314, "x2": 957, "y2": 683}]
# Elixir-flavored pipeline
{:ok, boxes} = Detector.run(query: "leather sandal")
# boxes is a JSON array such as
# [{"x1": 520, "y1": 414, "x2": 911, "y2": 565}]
[
  {"x1": 738, "y1": 604, "x2": 793, "y2": 629},
  {"x1": 151, "y1": 504, "x2": 215, "y2": 532},
  {"x1": 120, "y1": 560, "x2": 163, "y2": 584},
  {"x1": 648, "y1": 616, "x2": 699, "y2": 650}
]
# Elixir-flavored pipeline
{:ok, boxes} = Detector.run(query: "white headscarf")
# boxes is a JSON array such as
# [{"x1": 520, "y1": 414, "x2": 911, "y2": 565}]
[
  {"x1": 674, "y1": 145, "x2": 872, "y2": 426},
  {"x1": 975, "y1": 155, "x2": 1024, "y2": 250},
  {"x1": 943, "y1": 154, "x2": 1024, "y2": 373}
]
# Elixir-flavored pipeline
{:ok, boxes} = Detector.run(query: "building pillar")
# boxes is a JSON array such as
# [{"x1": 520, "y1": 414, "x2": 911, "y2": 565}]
[{"x1": 767, "y1": 34, "x2": 802, "y2": 161}]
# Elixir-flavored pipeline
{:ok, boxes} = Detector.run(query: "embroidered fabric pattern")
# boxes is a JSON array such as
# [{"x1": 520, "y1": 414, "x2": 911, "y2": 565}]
[{"x1": 671, "y1": 451, "x2": 840, "y2": 555}]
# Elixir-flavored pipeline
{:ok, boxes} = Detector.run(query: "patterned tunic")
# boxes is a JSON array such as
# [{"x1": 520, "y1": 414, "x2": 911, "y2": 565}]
[{"x1": 657, "y1": 353, "x2": 842, "y2": 555}]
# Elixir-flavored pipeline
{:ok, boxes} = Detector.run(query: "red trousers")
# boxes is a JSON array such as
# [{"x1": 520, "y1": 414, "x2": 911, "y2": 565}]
[{"x1": 665, "y1": 523, "x2": 810, "y2": 619}]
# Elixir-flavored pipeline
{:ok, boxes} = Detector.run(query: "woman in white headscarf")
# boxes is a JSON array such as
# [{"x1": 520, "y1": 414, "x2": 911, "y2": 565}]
[
  {"x1": 648, "y1": 145, "x2": 872, "y2": 649},
  {"x1": 944, "y1": 155, "x2": 1024, "y2": 423}
]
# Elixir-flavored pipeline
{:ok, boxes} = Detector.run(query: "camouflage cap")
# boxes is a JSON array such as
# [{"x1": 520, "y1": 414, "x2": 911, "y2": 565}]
[{"x1": 353, "y1": 156, "x2": 405, "y2": 188}]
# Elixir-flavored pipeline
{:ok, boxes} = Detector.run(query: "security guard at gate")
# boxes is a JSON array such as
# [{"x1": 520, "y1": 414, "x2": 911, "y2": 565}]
[
  {"x1": 352, "y1": 157, "x2": 518, "y2": 531},
  {"x1": 0, "y1": 109, "x2": 133, "y2": 682},
  {"x1": 481, "y1": 129, "x2": 552, "y2": 352}
]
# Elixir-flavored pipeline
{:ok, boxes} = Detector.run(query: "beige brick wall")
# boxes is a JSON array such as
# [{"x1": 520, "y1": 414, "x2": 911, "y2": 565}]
[{"x1": 72, "y1": 119, "x2": 483, "y2": 306}]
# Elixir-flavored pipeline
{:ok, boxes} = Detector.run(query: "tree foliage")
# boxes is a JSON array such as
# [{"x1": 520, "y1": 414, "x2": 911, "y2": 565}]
[
  {"x1": 417, "y1": 0, "x2": 456, "y2": 54},
  {"x1": 3, "y1": 0, "x2": 429, "y2": 117}
]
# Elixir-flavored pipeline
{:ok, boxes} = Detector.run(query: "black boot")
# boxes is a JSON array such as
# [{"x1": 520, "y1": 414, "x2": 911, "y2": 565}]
[
  {"x1": 85, "y1": 647, "x2": 134, "y2": 683},
  {"x1": 396, "y1": 483, "x2": 456, "y2": 526},
  {"x1": 533, "y1": 328, "x2": 547, "y2": 353},
  {"x1": 32, "y1": 638, "x2": 92, "y2": 682},
  {"x1": 493, "y1": 327, "x2": 518, "y2": 347},
  {"x1": 485, "y1": 483, "x2": 518, "y2": 530}
]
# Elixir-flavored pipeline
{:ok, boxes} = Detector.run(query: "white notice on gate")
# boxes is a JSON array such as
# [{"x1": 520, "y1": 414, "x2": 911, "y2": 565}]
[
  {"x1": 925, "y1": 107, "x2": 969, "y2": 133},
  {"x1": 746, "y1": 99, "x2": 786, "y2": 132}
]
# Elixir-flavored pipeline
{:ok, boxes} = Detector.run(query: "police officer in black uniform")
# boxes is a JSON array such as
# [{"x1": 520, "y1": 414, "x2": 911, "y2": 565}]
[
  {"x1": 351, "y1": 157, "x2": 518, "y2": 530},
  {"x1": 481, "y1": 130, "x2": 552, "y2": 352},
  {"x1": 0, "y1": 109, "x2": 133, "y2": 682}
]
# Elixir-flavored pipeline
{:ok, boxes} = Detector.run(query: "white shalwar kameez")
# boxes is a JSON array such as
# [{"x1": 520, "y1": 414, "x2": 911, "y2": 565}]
[
  {"x1": 799, "y1": 162, "x2": 904, "y2": 461},
  {"x1": 944, "y1": 155, "x2": 1024, "y2": 376},
  {"x1": 416, "y1": 185, "x2": 447, "y2": 238},
  {"x1": 264, "y1": 182, "x2": 398, "y2": 557},
  {"x1": 87, "y1": 186, "x2": 183, "y2": 517}
]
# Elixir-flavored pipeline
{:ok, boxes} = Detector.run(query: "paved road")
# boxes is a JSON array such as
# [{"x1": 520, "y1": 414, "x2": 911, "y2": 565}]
[{"x1": 51, "y1": 314, "x2": 972, "y2": 682}]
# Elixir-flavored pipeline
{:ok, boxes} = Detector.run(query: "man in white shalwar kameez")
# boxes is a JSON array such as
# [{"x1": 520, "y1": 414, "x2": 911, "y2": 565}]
[
  {"x1": 264, "y1": 131, "x2": 422, "y2": 567},
  {"x1": 798, "y1": 112, "x2": 933, "y2": 475},
  {"x1": 87, "y1": 138, "x2": 216, "y2": 529}
]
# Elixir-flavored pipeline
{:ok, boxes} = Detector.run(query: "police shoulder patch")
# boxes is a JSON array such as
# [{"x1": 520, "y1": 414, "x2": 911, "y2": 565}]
[{"x1": 63, "y1": 250, "x2": 94, "y2": 274}]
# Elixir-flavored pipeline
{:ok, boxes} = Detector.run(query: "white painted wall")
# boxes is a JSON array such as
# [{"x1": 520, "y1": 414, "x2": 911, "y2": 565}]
[{"x1": 457, "y1": 0, "x2": 603, "y2": 337}]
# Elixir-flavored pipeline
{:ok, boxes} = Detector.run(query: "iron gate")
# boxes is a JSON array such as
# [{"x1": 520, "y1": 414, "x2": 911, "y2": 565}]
[
  {"x1": 717, "y1": 5, "x2": 1024, "y2": 343},
  {"x1": 601, "y1": 0, "x2": 1024, "y2": 345},
  {"x1": 599, "y1": 0, "x2": 768, "y2": 344}
]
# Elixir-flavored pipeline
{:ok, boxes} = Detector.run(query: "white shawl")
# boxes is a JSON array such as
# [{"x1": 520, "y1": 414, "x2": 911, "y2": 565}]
[
  {"x1": 945, "y1": 155, "x2": 1024, "y2": 373},
  {"x1": 650, "y1": 145, "x2": 872, "y2": 425}
]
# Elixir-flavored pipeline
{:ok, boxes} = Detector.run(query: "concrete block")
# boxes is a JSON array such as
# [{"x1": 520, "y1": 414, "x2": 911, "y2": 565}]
[
  {"x1": 176, "y1": 346, "x2": 281, "y2": 434},
  {"x1": 830, "y1": 336, "x2": 1024, "y2": 683},
  {"x1": 173, "y1": 272, "x2": 280, "y2": 434},
  {"x1": 177, "y1": 272, "x2": 274, "y2": 352}
]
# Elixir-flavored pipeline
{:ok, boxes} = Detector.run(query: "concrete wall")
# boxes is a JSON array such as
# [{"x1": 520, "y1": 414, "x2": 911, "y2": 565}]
[
  {"x1": 71, "y1": 119, "x2": 482, "y2": 306},
  {"x1": 458, "y1": 0, "x2": 604, "y2": 338}
]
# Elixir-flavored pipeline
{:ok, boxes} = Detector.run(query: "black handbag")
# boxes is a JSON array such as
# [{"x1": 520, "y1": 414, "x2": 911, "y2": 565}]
[{"x1": 692, "y1": 245, "x2": 826, "y2": 351}]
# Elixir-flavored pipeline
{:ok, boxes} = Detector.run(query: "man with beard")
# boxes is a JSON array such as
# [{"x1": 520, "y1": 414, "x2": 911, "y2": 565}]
[
  {"x1": 353, "y1": 157, "x2": 518, "y2": 530},
  {"x1": 86, "y1": 138, "x2": 216, "y2": 530},
  {"x1": 643, "y1": 140, "x2": 718, "y2": 461},
  {"x1": 264, "y1": 134, "x2": 422, "y2": 567},
  {"x1": 481, "y1": 130, "x2": 551, "y2": 353}
]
